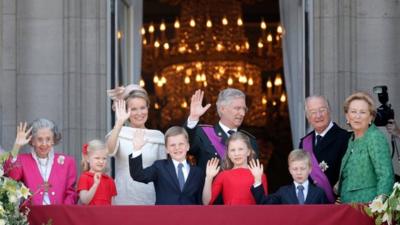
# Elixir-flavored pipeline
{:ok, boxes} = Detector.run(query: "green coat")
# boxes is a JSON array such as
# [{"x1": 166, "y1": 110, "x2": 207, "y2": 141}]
[{"x1": 339, "y1": 124, "x2": 394, "y2": 203}]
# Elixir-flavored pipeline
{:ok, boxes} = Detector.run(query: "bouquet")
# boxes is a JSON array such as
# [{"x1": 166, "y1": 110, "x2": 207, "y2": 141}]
[
  {"x1": 0, "y1": 151, "x2": 31, "y2": 225},
  {"x1": 365, "y1": 182, "x2": 400, "y2": 225}
]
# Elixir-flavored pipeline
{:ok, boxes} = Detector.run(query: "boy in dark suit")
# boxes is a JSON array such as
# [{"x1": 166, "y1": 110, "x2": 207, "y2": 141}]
[
  {"x1": 129, "y1": 126, "x2": 204, "y2": 205},
  {"x1": 250, "y1": 149, "x2": 328, "y2": 204}
]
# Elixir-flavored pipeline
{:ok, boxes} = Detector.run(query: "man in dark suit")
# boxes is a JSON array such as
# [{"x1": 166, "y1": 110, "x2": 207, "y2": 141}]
[
  {"x1": 250, "y1": 149, "x2": 328, "y2": 204},
  {"x1": 185, "y1": 89, "x2": 258, "y2": 171},
  {"x1": 129, "y1": 126, "x2": 204, "y2": 205},
  {"x1": 299, "y1": 96, "x2": 350, "y2": 203}
]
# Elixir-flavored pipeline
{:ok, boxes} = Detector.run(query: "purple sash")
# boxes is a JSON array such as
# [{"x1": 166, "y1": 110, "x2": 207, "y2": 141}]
[
  {"x1": 303, "y1": 134, "x2": 335, "y2": 203},
  {"x1": 202, "y1": 126, "x2": 226, "y2": 158}
]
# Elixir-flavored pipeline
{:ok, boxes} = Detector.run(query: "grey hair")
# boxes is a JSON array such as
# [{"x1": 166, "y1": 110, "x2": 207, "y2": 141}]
[
  {"x1": 216, "y1": 88, "x2": 246, "y2": 116},
  {"x1": 304, "y1": 95, "x2": 331, "y2": 112},
  {"x1": 29, "y1": 118, "x2": 62, "y2": 145}
]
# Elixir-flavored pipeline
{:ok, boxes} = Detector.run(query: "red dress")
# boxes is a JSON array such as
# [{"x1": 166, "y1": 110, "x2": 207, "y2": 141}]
[
  {"x1": 210, "y1": 168, "x2": 268, "y2": 205},
  {"x1": 77, "y1": 172, "x2": 117, "y2": 205}
]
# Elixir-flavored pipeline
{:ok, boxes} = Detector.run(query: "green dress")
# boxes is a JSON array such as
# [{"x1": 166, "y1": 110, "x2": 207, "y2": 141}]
[{"x1": 339, "y1": 124, "x2": 394, "y2": 203}]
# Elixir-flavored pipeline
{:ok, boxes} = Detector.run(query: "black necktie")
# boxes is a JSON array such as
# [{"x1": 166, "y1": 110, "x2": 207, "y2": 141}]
[
  {"x1": 315, "y1": 135, "x2": 322, "y2": 147},
  {"x1": 227, "y1": 130, "x2": 235, "y2": 135}
]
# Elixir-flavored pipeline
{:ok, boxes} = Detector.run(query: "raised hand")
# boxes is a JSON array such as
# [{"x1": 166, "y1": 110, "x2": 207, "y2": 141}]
[
  {"x1": 132, "y1": 129, "x2": 146, "y2": 151},
  {"x1": 188, "y1": 90, "x2": 211, "y2": 121},
  {"x1": 249, "y1": 159, "x2": 263, "y2": 185},
  {"x1": 115, "y1": 99, "x2": 131, "y2": 126},
  {"x1": 14, "y1": 122, "x2": 32, "y2": 148},
  {"x1": 205, "y1": 158, "x2": 220, "y2": 179}
]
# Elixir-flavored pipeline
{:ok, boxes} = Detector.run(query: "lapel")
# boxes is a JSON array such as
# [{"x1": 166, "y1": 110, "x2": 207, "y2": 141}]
[
  {"x1": 27, "y1": 154, "x2": 46, "y2": 185},
  {"x1": 316, "y1": 124, "x2": 337, "y2": 151},
  {"x1": 165, "y1": 159, "x2": 182, "y2": 192},
  {"x1": 48, "y1": 154, "x2": 60, "y2": 186},
  {"x1": 339, "y1": 137, "x2": 353, "y2": 173},
  {"x1": 305, "y1": 185, "x2": 316, "y2": 203},
  {"x1": 183, "y1": 165, "x2": 196, "y2": 191},
  {"x1": 214, "y1": 124, "x2": 228, "y2": 146},
  {"x1": 289, "y1": 184, "x2": 299, "y2": 204}
]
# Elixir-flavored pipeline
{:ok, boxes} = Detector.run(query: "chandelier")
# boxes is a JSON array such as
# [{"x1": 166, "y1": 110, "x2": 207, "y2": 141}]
[{"x1": 141, "y1": 0, "x2": 284, "y2": 128}]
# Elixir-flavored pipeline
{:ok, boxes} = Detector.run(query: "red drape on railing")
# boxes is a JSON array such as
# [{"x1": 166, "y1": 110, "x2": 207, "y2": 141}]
[{"x1": 28, "y1": 204, "x2": 374, "y2": 225}]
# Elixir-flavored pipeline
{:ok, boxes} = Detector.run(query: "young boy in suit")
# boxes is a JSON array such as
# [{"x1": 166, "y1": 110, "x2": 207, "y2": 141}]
[
  {"x1": 250, "y1": 149, "x2": 328, "y2": 204},
  {"x1": 129, "y1": 126, "x2": 204, "y2": 205}
]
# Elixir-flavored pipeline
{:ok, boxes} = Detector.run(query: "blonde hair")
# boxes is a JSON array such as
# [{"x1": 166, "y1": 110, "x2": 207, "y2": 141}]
[
  {"x1": 288, "y1": 149, "x2": 311, "y2": 168},
  {"x1": 81, "y1": 139, "x2": 108, "y2": 172},
  {"x1": 343, "y1": 91, "x2": 376, "y2": 119},
  {"x1": 222, "y1": 132, "x2": 256, "y2": 170},
  {"x1": 164, "y1": 126, "x2": 189, "y2": 145}
]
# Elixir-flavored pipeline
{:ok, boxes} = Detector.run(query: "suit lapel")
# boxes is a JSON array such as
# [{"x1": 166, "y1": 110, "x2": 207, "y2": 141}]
[
  {"x1": 305, "y1": 185, "x2": 316, "y2": 204},
  {"x1": 289, "y1": 184, "x2": 299, "y2": 204},
  {"x1": 166, "y1": 159, "x2": 181, "y2": 191},
  {"x1": 48, "y1": 154, "x2": 59, "y2": 186},
  {"x1": 28, "y1": 154, "x2": 45, "y2": 185},
  {"x1": 214, "y1": 124, "x2": 228, "y2": 146}
]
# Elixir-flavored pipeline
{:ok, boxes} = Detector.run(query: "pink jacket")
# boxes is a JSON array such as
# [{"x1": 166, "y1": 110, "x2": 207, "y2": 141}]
[{"x1": 5, "y1": 153, "x2": 78, "y2": 205}]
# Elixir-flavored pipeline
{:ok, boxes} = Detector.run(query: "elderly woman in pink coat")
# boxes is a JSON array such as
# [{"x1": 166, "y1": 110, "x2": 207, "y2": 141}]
[{"x1": 5, "y1": 119, "x2": 77, "y2": 205}]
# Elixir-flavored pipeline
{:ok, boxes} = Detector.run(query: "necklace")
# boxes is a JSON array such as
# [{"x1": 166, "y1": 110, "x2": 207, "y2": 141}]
[{"x1": 37, "y1": 157, "x2": 51, "y2": 192}]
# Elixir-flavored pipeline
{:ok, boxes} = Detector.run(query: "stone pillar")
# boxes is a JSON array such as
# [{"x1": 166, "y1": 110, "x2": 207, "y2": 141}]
[
  {"x1": 0, "y1": 0, "x2": 108, "y2": 161},
  {"x1": 312, "y1": 0, "x2": 400, "y2": 174}
]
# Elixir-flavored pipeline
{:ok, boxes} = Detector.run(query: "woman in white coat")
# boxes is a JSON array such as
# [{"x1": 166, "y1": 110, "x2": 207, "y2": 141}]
[{"x1": 106, "y1": 84, "x2": 166, "y2": 205}]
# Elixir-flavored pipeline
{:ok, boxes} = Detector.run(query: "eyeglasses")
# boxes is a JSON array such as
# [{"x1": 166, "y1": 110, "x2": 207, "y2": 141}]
[{"x1": 307, "y1": 107, "x2": 328, "y2": 117}]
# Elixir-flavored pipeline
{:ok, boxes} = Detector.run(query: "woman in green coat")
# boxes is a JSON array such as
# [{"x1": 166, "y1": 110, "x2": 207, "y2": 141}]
[{"x1": 338, "y1": 92, "x2": 394, "y2": 203}]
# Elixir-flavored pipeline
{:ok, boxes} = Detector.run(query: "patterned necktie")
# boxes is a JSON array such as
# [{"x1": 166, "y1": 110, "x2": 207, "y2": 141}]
[
  {"x1": 177, "y1": 163, "x2": 185, "y2": 191},
  {"x1": 297, "y1": 185, "x2": 305, "y2": 204}
]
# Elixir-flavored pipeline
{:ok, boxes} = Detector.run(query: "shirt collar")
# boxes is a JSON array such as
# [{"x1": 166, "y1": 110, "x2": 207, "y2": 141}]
[
  {"x1": 218, "y1": 121, "x2": 237, "y2": 135},
  {"x1": 315, "y1": 121, "x2": 334, "y2": 137},
  {"x1": 294, "y1": 180, "x2": 309, "y2": 189},
  {"x1": 171, "y1": 159, "x2": 189, "y2": 169},
  {"x1": 31, "y1": 148, "x2": 55, "y2": 162}
]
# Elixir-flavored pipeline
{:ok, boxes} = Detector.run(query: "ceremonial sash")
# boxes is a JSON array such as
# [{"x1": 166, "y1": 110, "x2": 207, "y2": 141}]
[
  {"x1": 303, "y1": 134, "x2": 335, "y2": 203},
  {"x1": 201, "y1": 126, "x2": 226, "y2": 158}
]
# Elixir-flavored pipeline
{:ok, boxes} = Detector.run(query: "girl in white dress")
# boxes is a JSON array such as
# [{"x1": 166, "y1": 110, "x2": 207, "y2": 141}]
[{"x1": 106, "y1": 84, "x2": 166, "y2": 205}]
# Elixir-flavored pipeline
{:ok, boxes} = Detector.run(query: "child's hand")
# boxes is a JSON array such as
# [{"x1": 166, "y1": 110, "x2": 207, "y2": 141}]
[
  {"x1": 206, "y1": 158, "x2": 220, "y2": 179},
  {"x1": 93, "y1": 172, "x2": 101, "y2": 186},
  {"x1": 14, "y1": 122, "x2": 32, "y2": 148},
  {"x1": 249, "y1": 159, "x2": 263, "y2": 185},
  {"x1": 132, "y1": 129, "x2": 146, "y2": 151}
]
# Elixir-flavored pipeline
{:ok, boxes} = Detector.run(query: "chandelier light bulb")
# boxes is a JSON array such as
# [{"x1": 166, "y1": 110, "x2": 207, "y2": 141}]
[
  {"x1": 174, "y1": 19, "x2": 180, "y2": 29},
  {"x1": 280, "y1": 93, "x2": 286, "y2": 102},
  {"x1": 184, "y1": 76, "x2": 190, "y2": 84},
  {"x1": 258, "y1": 41, "x2": 263, "y2": 48},
  {"x1": 203, "y1": 81, "x2": 208, "y2": 87},
  {"x1": 195, "y1": 74, "x2": 201, "y2": 82},
  {"x1": 274, "y1": 74, "x2": 282, "y2": 86},
  {"x1": 237, "y1": 17, "x2": 243, "y2": 26},
  {"x1": 153, "y1": 75, "x2": 159, "y2": 83},
  {"x1": 248, "y1": 77, "x2": 254, "y2": 85},
  {"x1": 245, "y1": 42, "x2": 250, "y2": 50},
  {"x1": 181, "y1": 100, "x2": 188, "y2": 108},
  {"x1": 148, "y1": 24, "x2": 155, "y2": 33},
  {"x1": 262, "y1": 96, "x2": 267, "y2": 105},
  {"x1": 154, "y1": 40, "x2": 160, "y2": 48},
  {"x1": 163, "y1": 42, "x2": 170, "y2": 50},
  {"x1": 273, "y1": 101, "x2": 277, "y2": 106},
  {"x1": 267, "y1": 80, "x2": 272, "y2": 88},
  {"x1": 154, "y1": 103, "x2": 160, "y2": 110},
  {"x1": 142, "y1": 39, "x2": 147, "y2": 45},
  {"x1": 267, "y1": 34, "x2": 273, "y2": 42},
  {"x1": 140, "y1": 79, "x2": 145, "y2": 87},
  {"x1": 117, "y1": 31, "x2": 122, "y2": 39},
  {"x1": 160, "y1": 22, "x2": 166, "y2": 31},
  {"x1": 222, "y1": 16, "x2": 228, "y2": 26},
  {"x1": 206, "y1": 19, "x2": 212, "y2": 28},
  {"x1": 161, "y1": 76, "x2": 167, "y2": 84},
  {"x1": 190, "y1": 18, "x2": 196, "y2": 27},
  {"x1": 227, "y1": 77, "x2": 233, "y2": 85},
  {"x1": 277, "y1": 25, "x2": 283, "y2": 34},
  {"x1": 141, "y1": 27, "x2": 146, "y2": 35},
  {"x1": 261, "y1": 20, "x2": 267, "y2": 30}
]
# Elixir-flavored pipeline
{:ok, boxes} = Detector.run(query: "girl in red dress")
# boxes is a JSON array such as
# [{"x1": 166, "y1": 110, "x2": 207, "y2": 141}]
[
  {"x1": 77, "y1": 140, "x2": 117, "y2": 205},
  {"x1": 202, "y1": 132, "x2": 268, "y2": 205}
]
